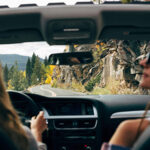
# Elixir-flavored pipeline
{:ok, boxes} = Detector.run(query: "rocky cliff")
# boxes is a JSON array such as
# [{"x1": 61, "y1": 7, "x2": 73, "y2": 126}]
[
  {"x1": 52, "y1": 40, "x2": 150, "y2": 94},
  {"x1": 100, "y1": 40, "x2": 149, "y2": 94}
]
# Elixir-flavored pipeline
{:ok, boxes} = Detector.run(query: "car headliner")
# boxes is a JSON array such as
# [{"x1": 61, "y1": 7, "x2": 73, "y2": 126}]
[{"x1": 0, "y1": 4, "x2": 149, "y2": 45}]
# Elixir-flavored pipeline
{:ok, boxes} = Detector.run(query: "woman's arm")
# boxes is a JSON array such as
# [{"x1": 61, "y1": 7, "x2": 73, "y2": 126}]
[
  {"x1": 30, "y1": 111, "x2": 48, "y2": 142},
  {"x1": 109, "y1": 119, "x2": 149, "y2": 148}
]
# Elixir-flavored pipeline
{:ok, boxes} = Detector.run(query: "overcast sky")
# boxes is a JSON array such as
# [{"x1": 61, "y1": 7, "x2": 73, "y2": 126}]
[
  {"x1": 0, "y1": 0, "x2": 91, "y2": 58},
  {"x1": 0, "y1": 0, "x2": 91, "y2": 7},
  {"x1": 0, "y1": 42, "x2": 66, "y2": 59}
]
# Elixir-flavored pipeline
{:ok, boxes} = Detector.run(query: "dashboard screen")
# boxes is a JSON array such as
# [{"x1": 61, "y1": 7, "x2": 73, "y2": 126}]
[
  {"x1": 45, "y1": 102, "x2": 94, "y2": 116},
  {"x1": 56, "y1": 103, "x2": 82, "y2": 115}
]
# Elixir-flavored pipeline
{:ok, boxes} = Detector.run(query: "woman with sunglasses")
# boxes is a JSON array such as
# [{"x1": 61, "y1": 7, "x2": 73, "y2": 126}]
[{"x1": 101, "y1": 53, "x2": 150, "y2": 150}]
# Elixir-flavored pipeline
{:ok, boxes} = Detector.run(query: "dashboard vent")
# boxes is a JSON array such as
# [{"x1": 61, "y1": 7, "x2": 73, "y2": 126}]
[
  {"x1": 55, "y1": 120, "x2": 73, "y2": 128},
  {"x1": 54, "y1": 119, "x2": 97, "y2": 129},
  {"x1": 78, "y1": 120, "x2": 96, "y2": 128}
]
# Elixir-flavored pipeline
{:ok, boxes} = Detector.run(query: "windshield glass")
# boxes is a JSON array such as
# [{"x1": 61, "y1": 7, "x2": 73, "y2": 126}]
[
  {"x1": 1, "y1": 40, "x2": 148, "y2": 96},
  {"x1": 0, "y1": 0, "x2": 149, "y2": 96}
]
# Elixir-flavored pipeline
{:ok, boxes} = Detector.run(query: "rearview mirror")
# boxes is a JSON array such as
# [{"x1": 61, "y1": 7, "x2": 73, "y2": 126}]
[{"x1": 48, "y1": 51, "x2": 93, "y2": 65}]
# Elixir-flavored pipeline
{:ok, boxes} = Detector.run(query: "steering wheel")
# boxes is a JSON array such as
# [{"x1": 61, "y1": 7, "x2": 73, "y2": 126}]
[
  {"x1": 132, "y1": 126, "x2": 150, "y2": 150},
  {"x1": 8, "y1": 90, "x2": 40, "y2": 124}
]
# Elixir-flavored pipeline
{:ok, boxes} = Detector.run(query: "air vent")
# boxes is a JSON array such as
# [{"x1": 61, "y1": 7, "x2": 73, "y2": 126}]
[
  {"x1": 54, "y1": 119, "x2": 97, "y2": 129},
  {"x1": 55, "y1": 120, "x2": 73, "y2": 128},
  {"x1": 78, "y1": 119, "x2": 96, "y2": 128}
]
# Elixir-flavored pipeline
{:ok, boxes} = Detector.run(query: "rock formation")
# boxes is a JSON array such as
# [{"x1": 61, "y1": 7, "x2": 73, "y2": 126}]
[{"x1": 53, "y1": 40, "x2": 150, "y2": 94}]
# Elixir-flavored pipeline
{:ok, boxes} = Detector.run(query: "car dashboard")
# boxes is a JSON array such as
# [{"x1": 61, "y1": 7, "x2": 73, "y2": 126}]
[
  {"x1": 8, "y1": 91, "x2": 150, "y2": 150},
  {"x1": 26, "y1": 93, "x2": 100, "y2": 150}
]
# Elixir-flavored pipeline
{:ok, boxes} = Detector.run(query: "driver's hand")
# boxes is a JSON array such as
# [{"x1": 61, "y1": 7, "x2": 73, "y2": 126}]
[{"x1": 30, "y1": 111, "x2": 48, "y2": 142}]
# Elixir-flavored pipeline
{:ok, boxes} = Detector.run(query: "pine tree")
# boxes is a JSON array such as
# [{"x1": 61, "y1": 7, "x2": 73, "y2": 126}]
[
  {"x1": 26, "y1": 58, "x2": 32, "y2": 86},
  {"x1": 31, "y1": 56, "x2": 42, "y2": 84},
  {"x1": 31, "y1": 72, "x2": 38, "y2": 85},
  {"x1": 8, "y1": 65, "x2": 15, "y2": 79},
  {"x1": 10, "y1": 63, "x2": 20, "y2": 90},
  {"x1": 9, "y1": 63, "x2": 28, "y2": 91},
  {"x1": 31, "y1": 53, "x2": 36, "y2": 74},
  {"x1": 3, "y1": 64, "x2": 9, "y2": 87},
  {"x1": 40, "y1": 63, "x2": 46, "y2": 84},
  {"x1": 44, "y1": 56, "x2": 48, "y2": 66}
]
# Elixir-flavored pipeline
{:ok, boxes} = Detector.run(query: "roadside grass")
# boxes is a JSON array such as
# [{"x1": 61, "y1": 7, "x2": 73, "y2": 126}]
[
  {"x1": 50, "y1": 77, "x2": 140, "y2": 95},
  {"x1": 71, "y1": 80, "x2": 85, "y2": 93},
  {"x1": 54, "y1": 82, "x2": 70, "y2": 89},
  {"x1": 91, "y1": 86, "x2": 111, "y2": 95},
  {"x1": 53, "y1": 79, "x2": 85, "y2": 93},
  {"x1": 90, "y1": 78, "x2": 140, "y2": 95}
]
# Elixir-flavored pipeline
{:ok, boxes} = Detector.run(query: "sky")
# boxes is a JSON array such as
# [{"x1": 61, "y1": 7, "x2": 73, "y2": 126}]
[
  {"x1": 0, "y1": 42, "x2": 66, "y2": 59},
  {"x1": 0, "y1": 0, "x2": 92, "y2": 7},
  {"x1": 0, "y1": 0, "x2": 91, "y2": 58}
]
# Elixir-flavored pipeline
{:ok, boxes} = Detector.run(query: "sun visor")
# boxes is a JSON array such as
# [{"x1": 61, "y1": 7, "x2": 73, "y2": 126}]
[
  {"x1": 100, "y1": 26, "x2": 150, "y2": 40},
  {"x1": 0, "y1": 5, "x2": 149, "y2": 44},
  {"x1": 99, "y1": 5, "x2": 150, "y2": 40}
]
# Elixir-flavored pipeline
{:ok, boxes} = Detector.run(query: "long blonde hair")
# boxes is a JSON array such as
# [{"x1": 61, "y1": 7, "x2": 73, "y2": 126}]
[{"x1": 0, "y1": 66, "x2": 28, "y2": 150}]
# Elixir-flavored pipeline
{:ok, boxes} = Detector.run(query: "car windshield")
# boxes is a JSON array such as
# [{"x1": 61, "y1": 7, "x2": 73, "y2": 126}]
[
  {"x1": 0, "y1": 0, "x2": 149, "y2": 96},
  {"x1": 1, "y1": 40, "x2": 148, "y2": 96}
]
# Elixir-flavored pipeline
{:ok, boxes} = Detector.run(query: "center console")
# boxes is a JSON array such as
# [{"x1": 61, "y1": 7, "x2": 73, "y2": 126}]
[{"x1": 42, "y1": 101, "x2": 98, "y2": 150}]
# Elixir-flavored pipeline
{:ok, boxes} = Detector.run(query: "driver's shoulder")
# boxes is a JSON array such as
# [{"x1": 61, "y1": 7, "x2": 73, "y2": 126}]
[
  {"x1": 22, "y1": 126, "x2": 47, "y2": 150},
  {"x1": 22, "y1": 126, "x2": 39, "y2": 150}
]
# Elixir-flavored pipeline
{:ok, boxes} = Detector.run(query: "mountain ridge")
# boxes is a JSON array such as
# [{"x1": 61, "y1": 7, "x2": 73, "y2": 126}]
[{"x1": 0, "y1": 54, "x2": 43, "y2": 70}]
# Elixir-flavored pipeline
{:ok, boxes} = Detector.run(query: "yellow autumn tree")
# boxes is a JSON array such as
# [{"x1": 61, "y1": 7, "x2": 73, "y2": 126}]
[
  {"x1": 7, "y1": 80, "x2": 14, "y2": 90},
  {"x1": 45, "y1": 65, "x2": 56, "y2": 85}
]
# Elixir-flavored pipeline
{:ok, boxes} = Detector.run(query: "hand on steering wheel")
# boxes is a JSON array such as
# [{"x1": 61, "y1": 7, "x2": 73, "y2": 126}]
[{"x1": 31, "y1": 111, "x2": 48, "y2": 142}]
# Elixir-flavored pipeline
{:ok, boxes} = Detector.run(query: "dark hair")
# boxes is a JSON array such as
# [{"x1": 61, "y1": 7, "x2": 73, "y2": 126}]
[{"x1": 0, "y1": 66, "x2": 29, "y2": 150}]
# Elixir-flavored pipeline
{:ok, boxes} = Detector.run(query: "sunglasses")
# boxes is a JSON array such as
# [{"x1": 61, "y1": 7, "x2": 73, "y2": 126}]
[{"x1": 146, "y1": 52, "x2": 150, "y2": 65}]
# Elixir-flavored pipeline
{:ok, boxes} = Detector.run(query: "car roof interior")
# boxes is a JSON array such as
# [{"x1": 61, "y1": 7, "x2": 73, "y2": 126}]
[{"x1": 0, "y1": 4, "x2": 150, "y2": 45}]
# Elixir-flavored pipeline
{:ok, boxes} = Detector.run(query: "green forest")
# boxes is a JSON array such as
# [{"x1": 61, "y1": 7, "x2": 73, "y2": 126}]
[{"x1": 2, "y1": 53, "x2": 51, "y2": 91}]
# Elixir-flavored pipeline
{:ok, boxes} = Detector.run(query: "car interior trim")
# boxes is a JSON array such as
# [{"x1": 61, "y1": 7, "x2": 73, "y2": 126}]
[
  {"x1": 43, "y1": 105, "x2": 97, "y2": 120},
  {"x1": 53, "y1": 120, "x2": 98, "y2": 130},
  {"x1": 111, "y1": 110, "x2": 150, "y2": 119}
]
